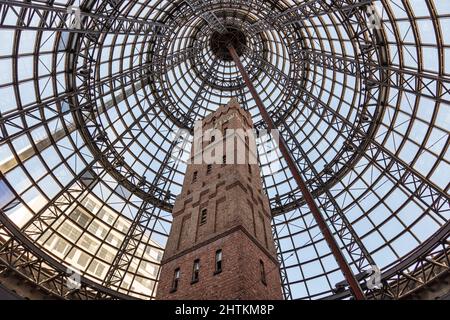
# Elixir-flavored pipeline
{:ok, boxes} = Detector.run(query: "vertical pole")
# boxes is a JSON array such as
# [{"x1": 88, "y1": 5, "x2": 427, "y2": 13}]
[{"x1": 228, "y1": 45, "x2": 366, "y2": 300}]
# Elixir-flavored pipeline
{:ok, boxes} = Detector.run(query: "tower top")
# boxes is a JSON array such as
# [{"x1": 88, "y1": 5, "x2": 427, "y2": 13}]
[
  {"x1": 201, "y1": 98, "x2": 253, "y2": 130},
  {"x1": 228, "y1": 97, "x2": 239, "y2": 105}
]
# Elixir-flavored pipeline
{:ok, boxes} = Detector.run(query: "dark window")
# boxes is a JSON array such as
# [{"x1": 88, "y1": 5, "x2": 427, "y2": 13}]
[
  {"x1": 215, "y1": 250, "x2": 223, "y2": 274},
  {"x1": 248, "y1": 164, "x2": 252, "y2": 174},
  {"x1": 200, "y1": 209, "x2": 207, "y2": 225},
  {"x1": 207, "y1": 164, "x2": 212, "y2": 174},
  {"x1": 171, "y1": 268, "x2": 180, "y2": 292},
  {"x1": 260, "y1": 260, "x2": 267, "y2": 285},
  {"x1": 222, "y1": 155, "x2": 226, "y2": 166},
  {"x1": 192, "y1": 171, "x2": 198, "y2": 182},
  {"x1": 211, "y1": 135, "x2": 215, "y2": 143},
  {"x1": 192, "y1": 259, "x2": 200, "y2": 283}
]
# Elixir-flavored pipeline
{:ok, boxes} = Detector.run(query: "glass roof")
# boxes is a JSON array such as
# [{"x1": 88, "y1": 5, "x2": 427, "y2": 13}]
[{"x1": 0, "y1": 0, "x2": 449, "y2": 299}]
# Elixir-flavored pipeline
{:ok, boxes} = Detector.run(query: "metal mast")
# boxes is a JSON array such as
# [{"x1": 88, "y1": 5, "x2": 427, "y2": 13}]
[{"x1": 228, "y1": 45, "x2": 366, "y2": 300}]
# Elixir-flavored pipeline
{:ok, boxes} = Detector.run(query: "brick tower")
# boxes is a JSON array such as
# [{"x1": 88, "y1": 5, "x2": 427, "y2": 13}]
[{"x1": 156, "y1": 99, "x2": 282, "y2": 300}]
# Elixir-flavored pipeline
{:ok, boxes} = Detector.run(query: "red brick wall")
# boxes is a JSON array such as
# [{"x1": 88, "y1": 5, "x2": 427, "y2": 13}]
[
  {"x1": 156, "y1": 229, "x2": 283, "y2": 300},
  {"x1": 164, "y1": 169, "x2": 276, "y2": 258}
]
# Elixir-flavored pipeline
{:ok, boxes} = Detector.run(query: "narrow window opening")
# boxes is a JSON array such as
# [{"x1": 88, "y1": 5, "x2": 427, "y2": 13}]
[
  {"x1": 260, "y1": 260, "x2": 267, "y2": 286},
  {"x1": 191, "y1": 259, "x2": 200, "y2": 283},
  {"x1": 207, "y1": 164, "x2": 212, "y2": 175},
  {"x1": 222, "y1": 155, "x2": 226, "y2": 166},
  {"x1": 215, "y1": 250, "x2": 223, "y2": 274},
  {"x1": 171, "y1": 268, "x2": 180, "y2": 292},
  {"x1": 192, "y1": 171, "x2": 198, "y2": 182}
]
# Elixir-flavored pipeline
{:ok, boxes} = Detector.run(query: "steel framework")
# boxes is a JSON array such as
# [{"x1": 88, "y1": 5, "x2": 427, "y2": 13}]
[{"x1": 0, "y1": 0, "x2": 449, "y2": 300}]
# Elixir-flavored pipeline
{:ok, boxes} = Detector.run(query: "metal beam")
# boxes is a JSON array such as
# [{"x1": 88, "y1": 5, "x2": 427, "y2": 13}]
[
  {"x1": 278, "y1": 118, "x2": 376, "y2": 271},
  {"x1": 0, "y1": 46, "x2": 199, "y2": 145},
  {"x1": 248, "y1": 0, "x2": 372, "y2": 34},
  {"x1": 265, "y1": 56, "x2": 450, "y2": 218},
  {"x1": 102, "y1": 57, "x2": 221, "y2": 289},
  {"x1": 102, "y1": 135, "x2": 188, "y2": 290},
  {"x1": 184, "y1": 0, "x2": 227, "y2": 34},
  {"x1": 183, "y1": 58, "x2": 220, "y2": 125},
  {"x1": 0, "y1": 78, "x2": 152, "y2": 174},
  {"x1": 100, "y1": 59, "x2": 224, "y2": 290},
  {"x1": 252, "y1": 54, "x2": 378, "y2": 203},
  {"x1": 228, "y1": 44, "x2": 366, "y2": 300},
  {"x1": 245, "y1": 40, "x2": 377, "y2": 274},
  {"x1": 71, "y1": 59, "x2": 195, "y2": 210},
  {"x1": 327, "y1": 221, "x2": 450, "y2": 300},
  {"x1": 0, "y1": 0, "x2": 169, "y2": 36},
  {"x1": 254, "y1": 57, "x2": 449, "y2": 222},
  {"x1": 0, "y1": 171, "x2": 133, "y2": 300}
]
